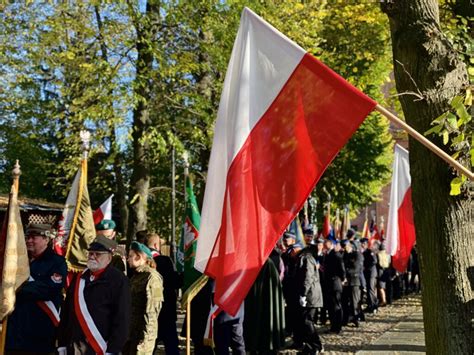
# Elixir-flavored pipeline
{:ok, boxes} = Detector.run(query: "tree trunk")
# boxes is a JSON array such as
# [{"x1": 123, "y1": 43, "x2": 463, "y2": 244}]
[
  {"x1": 381, "y1": 1, "x2": 474, "y2": 354},
  {"x1": 127, "y1": 0, "x2": 160, "y2": 243}
]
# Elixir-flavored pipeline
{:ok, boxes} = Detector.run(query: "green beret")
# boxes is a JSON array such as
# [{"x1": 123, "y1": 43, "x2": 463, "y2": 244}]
[
  {"x1": 95, "y1": 219, "x2": 116, "y2": 231},
  {"x1": 130, "y1": 241, "x2": 153, "y2": 259}
]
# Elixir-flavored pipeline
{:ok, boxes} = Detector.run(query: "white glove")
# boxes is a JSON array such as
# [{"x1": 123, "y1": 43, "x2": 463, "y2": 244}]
[
  {"x1": 299, "y1": 296, "x2": 307, "y2": 307},
  {"x1": 57, "y1": 347, "x2": 67, "y2": 355}
]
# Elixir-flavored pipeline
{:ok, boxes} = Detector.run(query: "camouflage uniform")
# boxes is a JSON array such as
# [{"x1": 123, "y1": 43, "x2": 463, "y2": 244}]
[{"x1": 125, "y1": 264, "x2": 164, "y2": 355}]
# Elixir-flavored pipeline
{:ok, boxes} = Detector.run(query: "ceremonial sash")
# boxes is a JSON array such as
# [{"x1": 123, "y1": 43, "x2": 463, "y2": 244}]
[
  {"x1": 29, "y1": 276, "x2": 61, "y2": 326},
  {"x1": 74, "y1": 270, "x2": 107, "y2": 355},
  {"x1": 36, "y1": 300, "x2": 60, "y2": 327}
]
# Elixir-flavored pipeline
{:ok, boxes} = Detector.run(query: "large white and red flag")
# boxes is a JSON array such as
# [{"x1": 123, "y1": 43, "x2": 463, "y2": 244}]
[
  {"x1": 93, "y1": 194, "x2": 114, "y2": 225},
  {"x1": 194, "y1": 7, "x2": 377, "y2": 315},
  {"x1": 386, "y1": 144, "x2": 416, "y2": 272}
]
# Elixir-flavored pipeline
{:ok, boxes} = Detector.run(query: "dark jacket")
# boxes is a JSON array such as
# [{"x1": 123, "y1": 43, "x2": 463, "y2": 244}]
[
  {"x1": 6, "y1": 247, "x2": 67, "y2": 352},
  {"x1": 58, "y1": 264, "x2": 131, "y2": 353},
  {"x1": 153, "y1": 252, "x2": 179, "y2": 323},
  {"x1": 343, "y1": 250, "x2": 362, "y2": 286},
  {"x1": 297, "y1": 246, "x2": 323, "y2": 308},
  {"x1": 363, "y1": 249, "x2": 378, "y2": 278},
  {"x1": 324, "y1": 249, "x2": 346, "y2": 292}
]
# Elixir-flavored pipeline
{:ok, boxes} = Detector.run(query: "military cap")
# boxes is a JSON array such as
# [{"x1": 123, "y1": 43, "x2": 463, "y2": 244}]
[
  {"x1": 360, "y1": 237, "x2": 369, "y2": 244},
  {"x1": 88, "y1": 235, "x2": 117, "y2": 253},
  {"x1": 303, "y1": 224, "x2": 314, "y2": 235},
  {"x1": 130, "y1": 241, "x2": 153, "y2": 259},
  {"x1": 316, "y1": 237, "x2": 325, "y2": 244},
  {"x1": 340, "y1": 239, "x2": 349, "y2": 247},
  {"x1": 95, "y1": 219, "x2": 116, "y2": 231},
  {"x1": 283, "y1": 231, "x2": 296, "y2": 240},
  {"x1": 26, "y1": 223, "x2": 53, "y2": 238},
  {"x1": 346, "y1": 228, "x2": 355, "y2": 239}
]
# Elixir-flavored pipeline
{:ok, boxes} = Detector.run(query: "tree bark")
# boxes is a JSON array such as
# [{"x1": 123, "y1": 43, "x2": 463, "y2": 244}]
[
  {"x1": 381, "y1": 1, "x2": 473, "y2": 354},
  {"x1": 127, "y1": 0, "x2": 160, "y2": 243}
]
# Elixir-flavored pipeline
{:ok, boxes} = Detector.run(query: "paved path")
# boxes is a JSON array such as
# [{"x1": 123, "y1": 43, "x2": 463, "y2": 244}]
[{"x1": 356, "y1": 308, "x2": 425, "y2": 355}]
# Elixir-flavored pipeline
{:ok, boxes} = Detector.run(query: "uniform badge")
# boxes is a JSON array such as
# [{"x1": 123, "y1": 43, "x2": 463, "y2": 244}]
[{"x1": 51, "y1": 273, "x2": 63, "y2": 284}]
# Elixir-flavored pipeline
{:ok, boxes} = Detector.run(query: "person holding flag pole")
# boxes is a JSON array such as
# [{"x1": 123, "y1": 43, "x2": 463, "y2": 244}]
[{"x1": 1, "y1": 161, "x2": 67, "y2": 355}]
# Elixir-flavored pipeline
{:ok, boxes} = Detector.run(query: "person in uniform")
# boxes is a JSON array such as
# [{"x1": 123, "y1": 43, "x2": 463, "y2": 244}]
[
  {"x1": 124, "y1": 241, "x2": 164, "y2": 355},
  {"x1": 361, "y1": 238, "x2": 378, "y2": 313},
  {"x1": 342, "y1": 241, "x2": 362, "y2": 327},
  {"x1": 6, "y1": 224, "x2": 67, "y2": 355},
  {"x1": 295, "y1": 232, "x2": 324, "y2": 354},
  {"x1": 95, "y1": 219, "x2": 126, "y2": 272},
  {"x1": 323, "y1": 238, "x2": 345, "y2": 334},
  {"x1": 146, "y1": 233, "x2": 181, "y2": 355},
  {"x1": 281, "y1": 232, "x2": 302, "y2": 342},
  {"x1": 57, "y1": 236, "x2": 131, "y2": 354}
]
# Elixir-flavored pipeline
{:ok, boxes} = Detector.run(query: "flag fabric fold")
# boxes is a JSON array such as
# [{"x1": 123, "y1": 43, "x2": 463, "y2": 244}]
[
  {"x1": 93, "y1": 194, "x2": 114, "y2": 225},
  {"x1": 177, "y1": 173, "x2": 202, "y2": 292},
  {"x1": 386, "y1": 145, "x2": 416, "y2": 272},
  {"x1": 194, "y1": 7, "x2": 377, "y2": 315},
  {"x1": 0, "y1": 185, "x2": 30, "y2": 320},
  {"x1": 54, "y1": 159, "x2": 96, "y2": 271}
]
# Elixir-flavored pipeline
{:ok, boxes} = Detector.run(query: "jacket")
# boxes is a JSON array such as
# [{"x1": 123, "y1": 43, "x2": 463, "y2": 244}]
[
  {"x1": 125, "y1": 264, "x2": 164, "y2": 355},
  {"x1": 363, "y1": 249, "x2": 378, "y2": 278},
  {"x1": 343, "y1": 250, "x2": 362, "y2": 286},
  {"x1": 296, "y1": 246, "x2": 323, "y2": 308},
  {"x1": 57, "y1": 264, "x2": 131, "y2": 353},
  {"x1": 324, "y1": 249, "x2": 346, "y2": 292},
  {"x1": 6, "y1": 247, "x2": 67, "y2": 352}
]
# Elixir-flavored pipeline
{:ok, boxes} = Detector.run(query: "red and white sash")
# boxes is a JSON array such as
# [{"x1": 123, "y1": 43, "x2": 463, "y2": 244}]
[
  {"x1": 74, "y1": 269, "x2": 107, "y2": 355},
  {"x1": 29, "y1": 276, "x2": 61, "y2": 326}
]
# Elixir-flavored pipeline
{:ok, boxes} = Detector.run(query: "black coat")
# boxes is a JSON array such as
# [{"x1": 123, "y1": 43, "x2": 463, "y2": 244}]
[
  {"x1": 343, "y1": 251, "x2": 362, "y2": 286},
  {"x1": 296, "y1": 246, "x2": 323, "y2": 308},
  {"x1": 363, "y1": 249, "x2": 378, "y2": 278},
  {"x1": 58, "y1": 264, "x2": 131, "y2": 353},
  {"x1": 153, "y1": 254, "x2": 179, "y2": 323},
  {"x1": 324, "y1": 249, "x2": 346, "y2": 292},
  {"x1": 6, "y1": 248, "x2": 67, "y2": 353}
]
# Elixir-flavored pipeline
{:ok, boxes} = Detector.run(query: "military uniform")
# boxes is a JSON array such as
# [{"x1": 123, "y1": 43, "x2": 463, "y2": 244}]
[
  {"x1": 6, "y1": 247, "x2": 67, "y2": 354},
  {"x1": 324, "y1": 246, "x2": 345, "y2": 333},
  {"x1": 124, "y1": 264, "x2": 164, "y2": 355}
]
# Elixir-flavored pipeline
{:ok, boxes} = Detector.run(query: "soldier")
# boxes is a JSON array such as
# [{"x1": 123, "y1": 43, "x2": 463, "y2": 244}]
[
  {"x1": 146, "y1": 233, "x2": 180, "y2": 355},
  {"x1": 6, "y1": 224, "x2": 67, "y2": 355},
  {"x1": 95, "y1": 219, "x2": 126, "y2": 272},
  {"x1": 57, "y1": 235, "x2": 131, "y2": 354},
  {"x1": 124, "y1": 241, "x2": 164, "y2": 355},
  {"x1": 323, "y1": 238, "x2": 345, "y2": 334}
]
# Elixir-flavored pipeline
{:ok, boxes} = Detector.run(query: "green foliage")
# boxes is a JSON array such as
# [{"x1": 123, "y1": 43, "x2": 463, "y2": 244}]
[{"x1": 425, "y1": 91, "x2": 473, "y2": 195}]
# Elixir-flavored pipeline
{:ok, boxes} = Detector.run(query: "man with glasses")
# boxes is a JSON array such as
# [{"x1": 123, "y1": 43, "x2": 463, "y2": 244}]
[
  {"x1": 6, "y1": 223, "x2": 67, "y2": 355},
  {"x1": 57, "y1": 235, "x2": 131, "y2": 355}
]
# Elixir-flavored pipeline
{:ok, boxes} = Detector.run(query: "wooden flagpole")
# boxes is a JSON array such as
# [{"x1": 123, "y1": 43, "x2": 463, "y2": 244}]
[{"x1": 375, "y1": 104, "x2": 473, "y2": 180}]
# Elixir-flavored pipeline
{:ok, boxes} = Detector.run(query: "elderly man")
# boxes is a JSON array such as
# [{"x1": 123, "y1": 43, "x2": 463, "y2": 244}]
[
  {"x1": 57, "y1": 235, "x2": 131, "y2": 355},
  {"x1": 95, "y1": 219, "x2": 126, "y2": 272},
  {"x1": 6, "y1": 223, "x2": 67, "y2": 355}
]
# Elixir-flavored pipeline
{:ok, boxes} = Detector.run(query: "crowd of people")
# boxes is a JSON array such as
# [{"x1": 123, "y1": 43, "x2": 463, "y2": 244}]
[{"x1": 4, "y1": 219, "x2": 420, "y2": 355}]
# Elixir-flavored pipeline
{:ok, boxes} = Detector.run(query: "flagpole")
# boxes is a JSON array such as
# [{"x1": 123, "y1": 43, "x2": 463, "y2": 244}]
[
  {"x1": 375, "y1": 104, "x2": 473, "y2": 180},
  {"x1": 0, "y1": 161, "x2": 22, "y2": 353},
  {"x1": 182, "y1": 151, "x2": 191, "y2": 355}
]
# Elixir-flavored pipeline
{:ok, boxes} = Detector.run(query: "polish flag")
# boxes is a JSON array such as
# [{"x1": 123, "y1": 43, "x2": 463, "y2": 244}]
[
  {"x1": 93, "y1": 194, "x2": 114, "y2": 225},
  {"x1": 386, "y1": 145, "x2": 416, "y2": 272},
  {"x1": 194, "y1": 7, "x2": 377, "y2": 315}
]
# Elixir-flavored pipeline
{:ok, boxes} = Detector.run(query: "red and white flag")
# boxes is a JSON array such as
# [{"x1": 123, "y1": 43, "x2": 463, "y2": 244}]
[
  {"x1": 386, "y1": 144, "x2": 416, "y2": 272},
  {"x1": 194, "y1": 7, "x2": 377, "y2": 315},
  {"x1": 93, "y1": 194, "x2": 114, "y2": 225}
]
